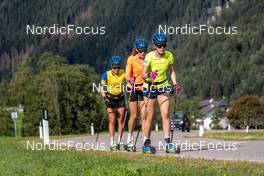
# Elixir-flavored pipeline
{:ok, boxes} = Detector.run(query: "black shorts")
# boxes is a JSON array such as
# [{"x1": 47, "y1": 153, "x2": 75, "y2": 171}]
[
  {"x1": 107, "y1": 96, "x2": 125, "y2": 109},
  {"x1": 127, "y1": 87, "x2": 144, "y2": 102},
  {"x1": 143, "y1": 85, "x2": 172, "y2": 99}
]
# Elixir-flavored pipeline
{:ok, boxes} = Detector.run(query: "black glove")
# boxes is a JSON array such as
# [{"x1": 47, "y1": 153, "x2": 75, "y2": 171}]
[{"x1": 103, "y1": 97, "x2": 111, "y2": 106}]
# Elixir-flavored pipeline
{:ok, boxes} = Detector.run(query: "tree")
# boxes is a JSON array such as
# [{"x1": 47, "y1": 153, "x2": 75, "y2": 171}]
[
  {"x1": 8, "y1": 59, "x2": 33, "y2": 106},
  {"x1": 0, "y1": 82, "x2": 13, "y2": 136},
  {"x1": 227, "y1": 96, "x2": 264, "y2": 129},
  {"x1": 10, "y1": 52, "x2": 104, "y2": 136},
  {"x1": 2, "y1": 0, "x2": 264, "y2": 100},
  {"x1": 0, "y1": 110, "x2": 13, "y2": 136}
]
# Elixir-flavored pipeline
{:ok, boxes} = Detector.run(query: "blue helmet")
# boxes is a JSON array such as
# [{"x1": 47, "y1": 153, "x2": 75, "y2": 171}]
[
  {"x1": 110, "y1": 56, "x2": 122, "y2": 66},
  {"x1": 152, "y1": 33, "x2": 167, "y2": 45},
  {"x1": 135, "y1": 39, "x2": 148, "y2": 51}
]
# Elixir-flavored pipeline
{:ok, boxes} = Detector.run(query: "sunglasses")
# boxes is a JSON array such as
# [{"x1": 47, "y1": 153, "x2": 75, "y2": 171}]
[
  {"x1": 156, "y1": 44, "x2": 167, "y2": 48},
  {"x1": 137, "y1": 49, "x2": 147, "y2": 54},
  {"x1": 112, "y1": 66, "x2": 121, "y2": 69}
]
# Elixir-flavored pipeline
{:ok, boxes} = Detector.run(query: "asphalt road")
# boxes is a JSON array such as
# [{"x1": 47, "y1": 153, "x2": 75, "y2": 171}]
[{"x1": 57, "y1": 130, "x2": 264, "y2": 163}]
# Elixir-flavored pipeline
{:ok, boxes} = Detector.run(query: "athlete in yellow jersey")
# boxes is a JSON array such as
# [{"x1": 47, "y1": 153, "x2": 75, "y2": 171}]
[
  {"x1": 125, "y1": 39, "x2": 148, "y2": 149},
  {"x1": 142, "y1": 33, "x2": 181, "y2": 153},
  {"x1": 100, "y1": 56, "x2": 126, "y2": 150}
]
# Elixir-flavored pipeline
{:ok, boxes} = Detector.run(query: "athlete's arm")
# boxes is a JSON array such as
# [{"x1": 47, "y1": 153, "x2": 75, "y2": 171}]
[
  {"x1": 142, "y1": 64, "x2": 149, "y2": 79},
  {"x1": 100, "y1": 72, "x2": 107, "y2": 97},
  {"x1": 100, "y1": 87, "x2": 106, "y2": 97},
  {"x1": 169, "y1": 64, "x2": 177, "y2": 85},
  {"x1": 125, "y1": 57, "x2": 132, "y2": 82}
]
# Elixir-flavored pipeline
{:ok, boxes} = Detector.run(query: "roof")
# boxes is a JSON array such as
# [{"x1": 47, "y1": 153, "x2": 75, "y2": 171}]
[{"x1": 200, "y1": 98, "x2": 228, "y2": 116}]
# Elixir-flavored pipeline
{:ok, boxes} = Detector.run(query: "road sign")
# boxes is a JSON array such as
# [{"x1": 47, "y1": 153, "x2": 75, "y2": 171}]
[{"x1": 11, "y1": 112, "x2": 18, "y2": 119}]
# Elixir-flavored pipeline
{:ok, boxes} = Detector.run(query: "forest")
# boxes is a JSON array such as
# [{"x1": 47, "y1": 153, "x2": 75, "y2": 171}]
[{"x1": 1, "y1": 0, "x2": 264, "y2": 135}]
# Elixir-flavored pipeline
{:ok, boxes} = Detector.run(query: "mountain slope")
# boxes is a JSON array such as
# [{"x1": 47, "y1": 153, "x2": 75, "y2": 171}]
[{"x1": 1, "y1": 0, "x2": 264, "y2": 100}]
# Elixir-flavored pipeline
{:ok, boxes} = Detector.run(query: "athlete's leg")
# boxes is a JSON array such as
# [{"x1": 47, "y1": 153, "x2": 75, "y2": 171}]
[
  {"x1": 128, "y1": 101, "x2": 138, "y2": 133},
  {"x1": 117, "y1": 107, "x2": 125, "y2": 142},
  {"x1": 139, "y1": 100, "x2": 146, "y2": 140},
  {"x1": 144, "y1": 98, "x2": 157, "y2": 138},
  {"x1": 127, "y1": 101, "x2": 137, "y2": 143},
  {"x1": 157, "y1": 93, "x2": 170, "y2": 139},
  {"x1": 107, "y1": 107, "x2": 116, "y2": 144}
]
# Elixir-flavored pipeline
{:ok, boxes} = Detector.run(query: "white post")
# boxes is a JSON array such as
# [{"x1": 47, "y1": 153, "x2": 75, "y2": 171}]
[
  {"x1": 199, "y1": 120, "x2": 204, "y2": 137},
  {"x1": 13, "y1": 118, "x2": 18, "y2": 139},
  {"x1": 42, "y1": 119, "x2": 49, "y2": 145},
  {"x1": 246, "y1": 126, "x2": 249, "y2": 133},
  {"x1": 39, "y1": 122, "x2": 43, "y2": 139},
  {"x1": 199, "y1": 125, "x2": 204, "y2": 137},
  {"x1": 91, "y1": 123, "x2": 94, "y2": 136},
  {"x1": 42, "y1": 109, "x2": 49, "y2": 145},
  {"x1": 155, "y1": 122, "x2": 158, "y2": 132},
  {"x1": 11, "y1": 112, "x2": 18, "y2": 139},
  {"x1": 228, "y1": 124, "x2": 231, "y2": 131}
]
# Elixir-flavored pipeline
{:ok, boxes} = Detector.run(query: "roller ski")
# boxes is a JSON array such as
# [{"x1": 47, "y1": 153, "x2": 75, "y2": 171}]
[
  {"x1": 143, "y1": 145, "x2": 156, "y2": 154},
  {"x1": 165, "y1": 142, "x2": 180, "y2": 154},
  {"x1": 124, "y1": 134, "x2": 137, "y2": 152},
  {"x1": 142, "y1": 139, "x2": 156, "y2": 154},
  {"x1": 124, "y1": 121, "x2": 141, "y2": 152},
  {"x1": 116, "y1": 142, "x2": 125, "y2": 151},
  {"x1": 124, "y1": 142, "x2": 136, "y2": 152},
  {"x1": 110, "y1": 144, "x2": 118, "y2": 151},
  {"x1": 165, "y1": 138, "x2": 180, "y2": 154}
]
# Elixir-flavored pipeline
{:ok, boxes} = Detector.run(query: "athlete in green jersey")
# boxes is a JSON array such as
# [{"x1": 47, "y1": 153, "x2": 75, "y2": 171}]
[{"x1": 142, "y1": 33, "x2": 181, "y2": 153}]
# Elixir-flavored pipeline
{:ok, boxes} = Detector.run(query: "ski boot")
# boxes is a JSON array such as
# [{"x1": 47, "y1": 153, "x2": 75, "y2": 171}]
[{"x1": 142, "y1": 139, "x2": 156, "y2": 154}]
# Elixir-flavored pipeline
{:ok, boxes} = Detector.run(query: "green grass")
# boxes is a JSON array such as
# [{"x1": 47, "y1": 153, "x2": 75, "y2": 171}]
[
  {"x1": 0, "y1": 137, "x2": 264, "y2": 175},
  {"x1": 186, "y1": 131, "x2": 264, "y2": 140},
  {"x1": 48, "y1": 132, "x2": 109, "y2": 140},
  {"x1": 49, "y1": 133, "x2": 94, "y2": 140}
]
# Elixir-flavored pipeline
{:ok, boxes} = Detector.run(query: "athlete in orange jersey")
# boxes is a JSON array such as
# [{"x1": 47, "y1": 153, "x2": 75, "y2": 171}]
[{"x1": 125, "y1": 39, "x2": 148, "y2": 148}]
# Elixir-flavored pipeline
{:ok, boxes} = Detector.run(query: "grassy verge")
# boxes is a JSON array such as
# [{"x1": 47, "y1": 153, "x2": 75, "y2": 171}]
[
  {"x1": 186, "y1": 131, "x2": 264, "y2": 140},
  {"x1": 0, "y1": 137, "x2": 264, "y2": 176},
  {"x1": 19, "y1": 132, "x2": 109, "y2": 141}
]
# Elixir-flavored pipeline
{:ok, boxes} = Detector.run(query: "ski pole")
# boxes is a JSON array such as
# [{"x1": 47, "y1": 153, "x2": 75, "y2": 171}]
[
  {"x1": 117, "y1": 81, "x2": 134, "y2": 148},
  {"x1": 170, "y1": 88, "x2": 179, "y2": 142},
  {"x1": 96, "y1": 108, "x2": 108, "y2": 143},
  {"x1": 131, "y1": 73, "x2": 158, "y2": 149},
  {"x1": 133, "y1": 120, "x2": 141, "y2": 147}
]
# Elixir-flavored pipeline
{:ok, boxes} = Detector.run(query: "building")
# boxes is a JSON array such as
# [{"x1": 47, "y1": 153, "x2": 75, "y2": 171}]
[{"x1": 199, "y1": 98, "x2": 228, "y2": 129}]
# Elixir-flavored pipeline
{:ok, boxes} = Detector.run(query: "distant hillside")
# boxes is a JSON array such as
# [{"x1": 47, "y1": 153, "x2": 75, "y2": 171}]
[{"x1": 1, "y1": 0, "x2": 264, "y2": 100}]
